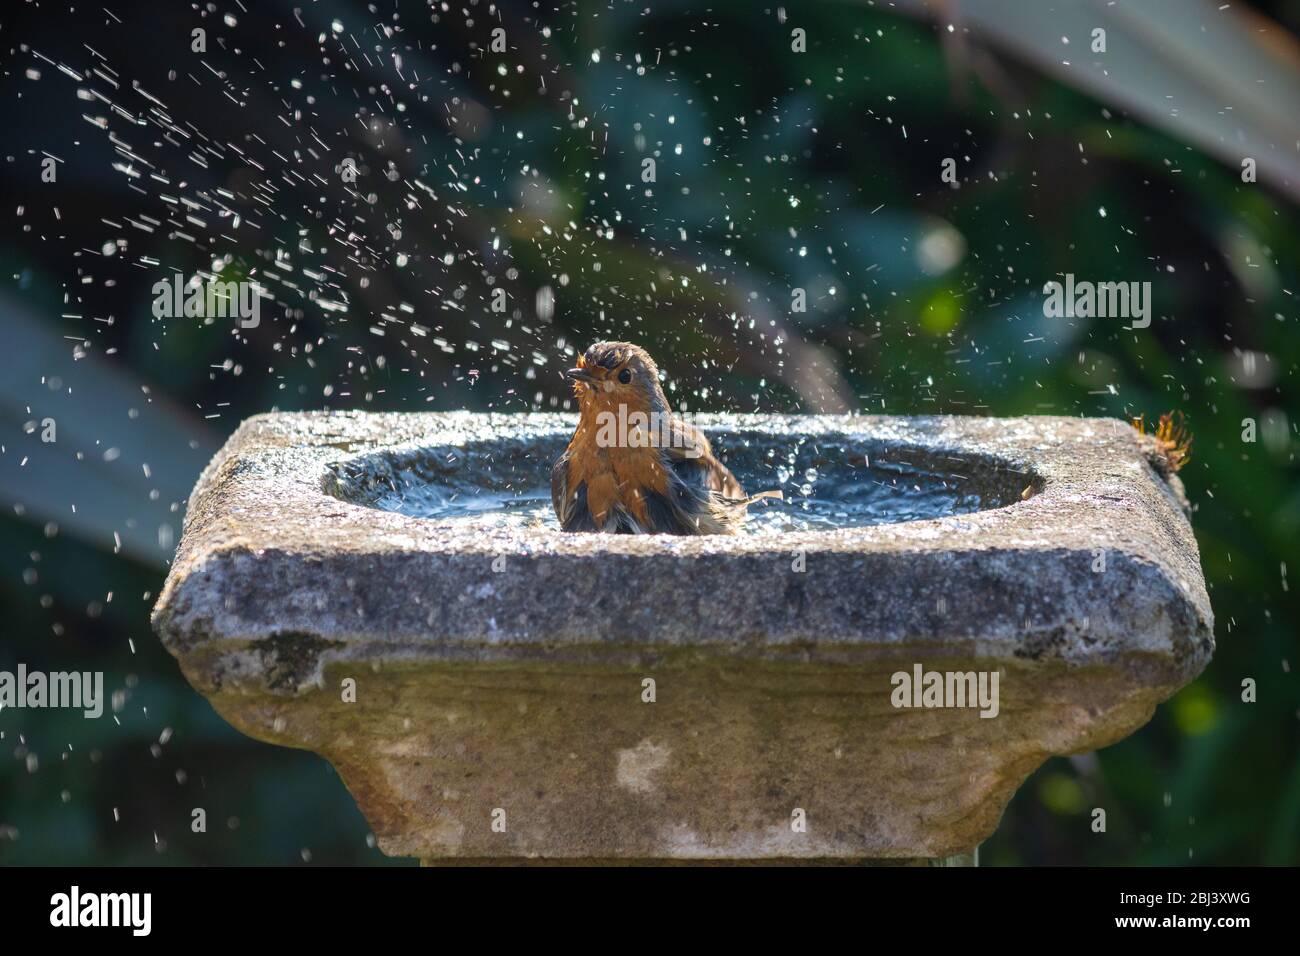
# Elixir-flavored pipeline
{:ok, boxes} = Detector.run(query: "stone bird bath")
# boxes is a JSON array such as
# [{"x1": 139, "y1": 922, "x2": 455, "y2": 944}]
[{"x1": 152, "y1": 412, "x2": 1213, "y2": 864}]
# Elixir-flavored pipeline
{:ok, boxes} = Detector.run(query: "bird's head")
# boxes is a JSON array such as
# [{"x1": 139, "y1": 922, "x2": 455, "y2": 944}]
[{"x1": 565, "y1": 341, "x2": 670, "y2": 419}]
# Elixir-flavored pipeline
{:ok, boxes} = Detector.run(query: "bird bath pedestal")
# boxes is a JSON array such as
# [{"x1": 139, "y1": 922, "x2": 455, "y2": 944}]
[{"x1": 152, "y1": 412, "x2": 1212, "y2": 864}]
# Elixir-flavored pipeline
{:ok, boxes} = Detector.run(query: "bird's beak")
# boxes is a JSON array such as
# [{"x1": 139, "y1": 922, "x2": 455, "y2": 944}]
[{"x1": 565, "y1": 367, "x2": 597, "y2": 384}]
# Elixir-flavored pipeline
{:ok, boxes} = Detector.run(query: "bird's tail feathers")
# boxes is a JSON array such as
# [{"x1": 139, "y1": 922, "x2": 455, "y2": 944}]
[{"x1": 718, "y1": 488, "x2": 783, "y2": 510}]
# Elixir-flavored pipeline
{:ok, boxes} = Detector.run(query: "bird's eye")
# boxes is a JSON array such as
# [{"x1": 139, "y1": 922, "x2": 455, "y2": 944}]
[{"x1": 617, "y1": 368, "x2": 633, "y2": 384}]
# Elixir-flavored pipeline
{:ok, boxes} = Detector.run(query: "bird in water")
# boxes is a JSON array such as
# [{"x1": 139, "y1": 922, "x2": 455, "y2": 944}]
[{"x1": 551, "y1": 341, "x2": 781, "y2": 534}]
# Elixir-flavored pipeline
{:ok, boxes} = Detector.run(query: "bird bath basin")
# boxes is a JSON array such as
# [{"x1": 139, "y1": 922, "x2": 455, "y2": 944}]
[
  {"x1": 152, "y1": 412, "x2": 1213, "y2": 863},
  {"x1": 325, "y1": 431, "x2": 1019, "y2": 534}
]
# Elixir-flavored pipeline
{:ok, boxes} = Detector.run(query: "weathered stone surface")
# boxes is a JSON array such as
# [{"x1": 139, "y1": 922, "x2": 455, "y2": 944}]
[{"x1": 152, "y1": 412, "x2": 1213, "y2": 861}]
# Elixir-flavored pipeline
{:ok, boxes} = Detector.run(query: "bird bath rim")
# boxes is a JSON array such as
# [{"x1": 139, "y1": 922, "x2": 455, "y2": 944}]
[{"x1": 152, "y1": 409, "x2": 1209, "y2": 664}]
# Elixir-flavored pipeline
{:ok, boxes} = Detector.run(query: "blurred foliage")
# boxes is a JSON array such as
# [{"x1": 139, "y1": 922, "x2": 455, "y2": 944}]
[{"x1": 0, "y1": 0, "x2": 1297, "y2": 864}]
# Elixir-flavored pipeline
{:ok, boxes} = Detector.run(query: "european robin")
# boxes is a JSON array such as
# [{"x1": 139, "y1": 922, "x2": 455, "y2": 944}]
[{"x1": 551, "y1": 341, "x2": 781, "y2": 534}]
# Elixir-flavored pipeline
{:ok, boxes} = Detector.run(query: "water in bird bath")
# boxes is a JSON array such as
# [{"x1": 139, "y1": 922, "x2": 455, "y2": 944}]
[
  {"x1": 327, "y1": 432, "x2": 1025, "y2": 534},
  {"x1": 359, "y1": 465, "x2": 988, "y2": 533}
]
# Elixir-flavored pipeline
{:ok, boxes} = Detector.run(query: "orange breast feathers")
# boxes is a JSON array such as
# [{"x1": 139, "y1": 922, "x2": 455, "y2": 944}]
[{"x1": 564, "y1": 422, "x2": 669, "y2": 528}]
